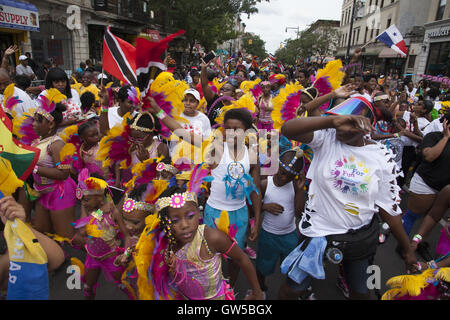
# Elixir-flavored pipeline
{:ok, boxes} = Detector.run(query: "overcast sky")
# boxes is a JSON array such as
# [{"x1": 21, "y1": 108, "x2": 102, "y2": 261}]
[{"x1": 241, "y1": 0, "x2": 342, "y2": 54}]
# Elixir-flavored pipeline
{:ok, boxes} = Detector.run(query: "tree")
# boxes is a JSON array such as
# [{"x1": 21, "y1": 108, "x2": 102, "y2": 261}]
[
  {"x1": 149, "y1": 0, "x2": 270, "y2": 61},
  {"x1": 242, "y1": 32, "x2": 267, "y2": 58}
]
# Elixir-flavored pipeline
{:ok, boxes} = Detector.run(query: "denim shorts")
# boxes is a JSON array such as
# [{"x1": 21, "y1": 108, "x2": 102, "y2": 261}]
[
  {"x1": 256, "y1": 228, "x2": 300, "y2": 276},
  {"x1": 203, "y1": 204, "x2": 248, "y2": 249},
  {"x1": 286, "y1": 258, "x2": 370, "y2": 294}
]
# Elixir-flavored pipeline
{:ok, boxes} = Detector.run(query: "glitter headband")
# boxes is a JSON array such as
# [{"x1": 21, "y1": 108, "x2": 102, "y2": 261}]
[
  {"x1": 279, "y1": 147, "x2": 304, "y2": 176},
  {"x1": 122, "y1": 194, "x2": 155, "y2": 213},
  {"x1": 35, "y1": 108, "x2": 54, "y2": 122},
  {"x1": 302, "y1": 87, "x2": 318, "y2": 101},
  {"x1": 156, "y1": 162, "x2": 178, "y2": 175},
  {"x1": 155, "y1": 192, "x2": 197, "y2": 212},
  {"x1": 129, "y1": 112, "x2": 155, "y2": 133}
]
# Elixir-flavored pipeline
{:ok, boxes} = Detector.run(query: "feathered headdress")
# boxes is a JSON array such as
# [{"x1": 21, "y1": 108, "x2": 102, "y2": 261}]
[
  {"x1": 307, "y1": 59, "x2": 345, "y2": 111},
  {"x1": 382, "y1": 267, "x2": 450, "y2": 300},
  {"x1": 127, "y1": 86, "x2": 141, "y2": 107},
  {"x1": 75, "y1": 168, "x2": 108, "y2": 200},
  {"x1": 35, "y1": 88, "x2": 66, "y2": 121},
  {"x1": 58, "y1": 143, "x2": 77, "y2": 170},
  {"x1": 240, "y1": 78, "x2": 263, "y2": 101},
  {"x1": 59, "y1": 125, "x2": 83, "y2": 172},
  {"x1": 125, "y1": 157, "x2": 162, "y2": 191},
  {"x1": 214, "y1": 210, "x2": 237, "y2": 243},
  {"x1": 96, "y1": 113, "x2": 133, "y2": 170},
  {"x1": 12, "y1": 108, "x2": 39, "y2": 145},
  {"x1": 155, "y1": 162, "x2": 212, "y2": 213},
  {"x1": 214, "y1": 93, "x2": 257, "y2": 126},
  {"x1": 142, "y1": 72, "x2": 189, "y2": 138},
  {"x1": 210, "y1": 78, "x2": 227, "y2": 94},
  {"x1": 269, "y1": 74, "x2": 286, "y2": 86},
  {"x1": 271, "y1": 82, "x2": 305, "y2": 130},
  {"x1": 2, "y1": 83, "x2": 22, "y2": 117}
]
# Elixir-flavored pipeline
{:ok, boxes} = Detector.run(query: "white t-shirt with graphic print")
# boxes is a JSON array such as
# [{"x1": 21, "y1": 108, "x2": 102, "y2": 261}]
[{"x1": 298, "y1": 129, "x2": 402, "y2": 238}]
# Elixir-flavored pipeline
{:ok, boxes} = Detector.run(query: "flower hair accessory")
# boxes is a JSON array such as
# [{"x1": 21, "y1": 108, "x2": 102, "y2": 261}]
[
  {"x1": 122, "y1": 194, "x2": 154, "y2": 213},
  {"x1": 127, "y1": 86, "x2": 141, "y2": 106},
  {"x1": 155, "y1": 163, "x2": 212, "y2": 213},
  {"x1": 156, "y1": 162, "x2": 178, "y2": 175},
  {"x1": 76, "y1": 168, "x2": 108, "y2": 200}
]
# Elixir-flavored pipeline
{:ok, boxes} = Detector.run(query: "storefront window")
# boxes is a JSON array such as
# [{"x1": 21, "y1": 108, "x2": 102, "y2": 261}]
[
  {"x1": 426, "y1": 42, "x2": 450, "y2": 76},
  {"x1": 30, "y1": 21, "x2": 73, "y2": 71}
]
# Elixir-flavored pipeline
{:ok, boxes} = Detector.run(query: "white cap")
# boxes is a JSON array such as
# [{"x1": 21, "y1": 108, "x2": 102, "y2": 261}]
[
  {"x1": 184, "y1": 88, "x2": 200, "y2": 102},
  {"x1": 97, "y1": 73, "x2": 108, "y2": 80},
  {"x1": 19, "y1": 55, "x2": 28, "y2": 61}
]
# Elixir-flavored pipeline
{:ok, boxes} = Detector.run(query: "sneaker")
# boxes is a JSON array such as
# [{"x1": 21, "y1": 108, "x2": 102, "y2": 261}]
[
  {"x1": 336, "y1": 276, "x2": 350, "y2": 299},
  {"x1": 298, "y1": 286, "x2": 316, "y2": 300},
  {"x1": 244, "y1": 246, "x2": 257, "y2": 260}
]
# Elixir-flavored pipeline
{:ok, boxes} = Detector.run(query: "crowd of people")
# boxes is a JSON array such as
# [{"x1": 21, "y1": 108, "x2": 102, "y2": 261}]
[{"x1": 0, "y1": 44, "x2": 448, "y2": 301}]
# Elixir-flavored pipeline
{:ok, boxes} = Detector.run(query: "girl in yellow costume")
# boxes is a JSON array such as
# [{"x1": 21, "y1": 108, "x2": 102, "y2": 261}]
[{"x1": 134, "y1": 164, "x2": 264, "y2": 300}]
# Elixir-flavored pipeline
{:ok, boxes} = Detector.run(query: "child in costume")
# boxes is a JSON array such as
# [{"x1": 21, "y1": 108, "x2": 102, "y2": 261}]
[
  {"x1": 59, "y1": 120, "x2": 104, "y2": 177},
  {"x1": 72, "y1": 172, "x2": 130, "y2": 299},
  {"x1": 134, "y1": 164, "x2": 264, "y2": 300},
  {"x1": 97, "y1": 111, "x2": 170, "y2": 188},
  {"x1": 256, "y1": 147, "x2": 306, "y2": 296},
  {"x1": 256, "y1": 81, "x2": 274, "y2": 130},
  {"x1": 27, "y1": 89, "x2": 78, "y2": 241}
]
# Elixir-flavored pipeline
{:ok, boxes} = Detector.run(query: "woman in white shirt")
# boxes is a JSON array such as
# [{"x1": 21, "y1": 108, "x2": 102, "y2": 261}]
[{"x1": 280, "y1": 101, "x2": 417, "y2": 300}]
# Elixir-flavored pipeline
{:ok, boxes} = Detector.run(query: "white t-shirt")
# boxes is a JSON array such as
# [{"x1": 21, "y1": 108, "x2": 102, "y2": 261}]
[
  {"x1": 169, "y1": 111, "x2": 211, "y2": 156},
  {"x1": 402, "y1": 111, "x2": 430, "y2": 147},
  {"x1": 16, "y1": 64, "x2": 34, "y2": 78},
  {"x1": 422, "y1": 118, "x2": 443, "y2": 136},
  {"x1": 37, "y1": 89, "x2": 82, "y2": 121},
  {"x1": 298, "y1": 129, "x2": 402, "y2": 238},
  {"x1": 351, "y1": 92, "x2": 373, "y2": 103},
  {"x1": 5, "y1": 87, "x2": 35, "y2": 117},
  {"x1": 107, "y1": 106, "x2": 138, "y2": 129}
]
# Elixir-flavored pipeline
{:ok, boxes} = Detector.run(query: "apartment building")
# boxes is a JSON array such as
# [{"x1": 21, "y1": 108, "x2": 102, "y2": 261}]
[{"x1": 337, "y1": 0, "x2": 431, "y2": 76}]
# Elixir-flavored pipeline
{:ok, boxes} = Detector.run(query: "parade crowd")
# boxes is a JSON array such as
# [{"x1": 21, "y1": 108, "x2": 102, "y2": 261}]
[{"x1": 0, "y1": 44, "x2": 449, "y2": 301}]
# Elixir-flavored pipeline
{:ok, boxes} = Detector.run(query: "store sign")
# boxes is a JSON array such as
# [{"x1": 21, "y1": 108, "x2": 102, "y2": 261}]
[
  {"x1": 428, "y1": 28, "x2": 450, "y2": 38},
  {"x1": 141, "y1": 29, "x2": 161, "y2": 42},
  {"x1": 0, "y1": 4, "x2": 39, "y2": 32}
]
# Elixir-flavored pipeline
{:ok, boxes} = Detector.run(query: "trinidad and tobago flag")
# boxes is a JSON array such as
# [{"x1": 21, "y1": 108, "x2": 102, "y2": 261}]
[
  {"x1": 136, "y1": 30, "x2": 185, "y2": 95},
  {"x1": 103, "y1": 26, "x2": 137, "y2": 86},
  {"x1": 376, "y1": 25, "x2": 408, "y2": 57}
]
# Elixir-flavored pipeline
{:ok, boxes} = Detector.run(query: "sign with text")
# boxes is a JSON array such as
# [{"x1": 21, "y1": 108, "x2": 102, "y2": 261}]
[{"x1": 0, "y1": 4, "x2": 39, "y2": 32}]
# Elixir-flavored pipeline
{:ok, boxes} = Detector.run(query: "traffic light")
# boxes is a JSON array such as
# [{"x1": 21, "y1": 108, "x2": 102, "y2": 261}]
[{"x1": 248, "y1": 39, "x2": 253, "y2": 45}]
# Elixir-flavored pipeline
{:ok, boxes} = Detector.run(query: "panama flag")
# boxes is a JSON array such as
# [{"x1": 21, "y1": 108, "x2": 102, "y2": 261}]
[{"x1": 376, "y1": 25, "x2": 408, "y2": 57}]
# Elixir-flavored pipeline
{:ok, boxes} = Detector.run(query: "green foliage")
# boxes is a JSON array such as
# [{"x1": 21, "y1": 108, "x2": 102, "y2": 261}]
[
  {"x1": 276, "y1": 21, "x2": 340, "y2": 65},
  {"x1": 242, "y1": 32, "x2": 267, "y2": 58}
]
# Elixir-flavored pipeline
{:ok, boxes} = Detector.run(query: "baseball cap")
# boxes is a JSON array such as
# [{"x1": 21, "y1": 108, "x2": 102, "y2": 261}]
[
  {"x1": 19, "y1": 55, "x2": 28, "y2": 61},
  {"x1": 184, "y1": 88, "x2": 200, "y2": 102}
]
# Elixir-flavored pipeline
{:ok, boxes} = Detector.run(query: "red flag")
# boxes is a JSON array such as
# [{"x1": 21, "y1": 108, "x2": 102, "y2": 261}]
[
  {"x1": 102, "y1": 26, "x2": 137, "y2": 86},
  {"x1": 136, "y1": 30, "x2": 185, "y2": 95}
]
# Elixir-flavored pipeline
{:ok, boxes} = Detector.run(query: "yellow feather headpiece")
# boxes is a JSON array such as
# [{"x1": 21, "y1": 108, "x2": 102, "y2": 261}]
[
  {"x1": 313, "y1": 59, "x2": 345, "y2": 91},
  {"x1": 214, "y1": 93, "x2": 256, "y2": 126},
  {"x1": 0, "y1": 158, "x2": 24, "y2": 196},
  {"x1": 271, "y1": 82, "x2": 305, "y2": 130}
]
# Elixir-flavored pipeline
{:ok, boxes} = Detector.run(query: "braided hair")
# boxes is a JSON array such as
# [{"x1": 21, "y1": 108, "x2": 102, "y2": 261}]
[{"x1": 157, "y1": 186, "x2": 186, "y2": 250}]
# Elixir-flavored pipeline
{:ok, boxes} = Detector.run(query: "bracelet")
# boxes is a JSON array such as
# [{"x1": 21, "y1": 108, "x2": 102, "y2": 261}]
[
  {"x1": 33, "y1": 165, "x2": 38, "y2": 174},
  {"x1": 101, "y1": 106, "x2": 109, "y2": 113},
  {"x1": 124, "y1": 247, "x2": 132, "y2": 258},
  {"x1": 155, "y1": 109, "x2": 167, "y2": 120},
  {"x1": 394, "y1": 133, "x2": 400, "y2": 138},
  {"x1": 427, "y1": 260, "x2": 437, "y2": 269},
  {"x1": 412, "y1": 234, "x2": 422, "y2": 244}
]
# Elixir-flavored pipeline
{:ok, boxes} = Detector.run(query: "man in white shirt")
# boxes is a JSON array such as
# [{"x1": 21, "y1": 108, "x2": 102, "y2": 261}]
[
  {"x1": 15, "y1": 55, "x2": 36, "y2": 80},
  {"x1": 169, "y1": 88, "x2": 211, "y2": 158},
  {"x1": 0, "y1": 69, "x2": 34, "y2": 117}
]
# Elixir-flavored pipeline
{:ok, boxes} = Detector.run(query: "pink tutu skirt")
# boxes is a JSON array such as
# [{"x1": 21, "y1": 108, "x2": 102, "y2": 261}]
[
  {"x1": 84, "y1": 254, "x2": 124, "y2": 283},
  {"x1": 37, "y1": 177, "x2": 77, "y2": 211}
]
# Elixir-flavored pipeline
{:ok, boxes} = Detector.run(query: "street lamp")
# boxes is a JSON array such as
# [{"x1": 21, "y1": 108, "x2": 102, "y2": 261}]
[
  {"x1": 345, "y1": 0, "x2": 357, "y2": 63},
  {"x1": 286, "y1": 26, "x2": 300, "y2": 39}
]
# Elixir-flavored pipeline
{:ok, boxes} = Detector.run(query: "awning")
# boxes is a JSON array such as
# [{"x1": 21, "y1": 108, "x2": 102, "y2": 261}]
[
  {"x1": 378, "y1": 47, "x2": 406, "y2": 59},
  {"x1": 0, "y1": 0, "x2": 39, "y2": 32}
]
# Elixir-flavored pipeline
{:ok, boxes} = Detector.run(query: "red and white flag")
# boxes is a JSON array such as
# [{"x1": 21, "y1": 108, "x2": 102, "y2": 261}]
[
  {"x1": 102, "y1": 26, "x2": 137, "y2": 86},
  {"x1": 136, "y1": 30, "x2": 185, "y2": 95},
  {"x1": 268, "y1": 53, "x2": 276, "y2": 62}
]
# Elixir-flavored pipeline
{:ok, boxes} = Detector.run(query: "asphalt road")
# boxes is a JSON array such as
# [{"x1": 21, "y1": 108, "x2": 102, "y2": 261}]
[{"x1": 48, "y1": 198, "x2": 447, "y2": 300}]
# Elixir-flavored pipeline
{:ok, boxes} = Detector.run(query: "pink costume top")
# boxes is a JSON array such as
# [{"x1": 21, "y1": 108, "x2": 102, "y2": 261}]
[
  {"x1": 80, "y1": 143, "x2": 103, "y2": 176},
  {"x1": 74, "y1": 209, "x2": 120, "y2": 260},
  {"x1": 171, "y1": 225, "x2": 230, "y2": 300},
  {"x1": 31, "y1": 135, "x2": 62, "y2": 193},
  {"x1": 258, "y1": 95, "x2": 274, "y2": 123}
]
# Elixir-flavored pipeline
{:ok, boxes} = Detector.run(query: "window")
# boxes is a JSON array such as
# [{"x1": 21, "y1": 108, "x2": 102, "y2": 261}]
[
  {"x1": 387, "y1": 18, "x2": 392, "y2": 28},
  {"x1": 407, "y1": 55, "x2": 416, "y2": 69},
  {"x1": 426, "y1": 42, "x2": 450, "y2": 75},
  {"x1": 436, "y1": 0, "x2": 446, "y2": 21},
  {"x1": 381, "y1": 0, "x2": 385, "y2": 7},
  {"x1": 364, "y1": 26, "x2": 368, "y2": 43}
]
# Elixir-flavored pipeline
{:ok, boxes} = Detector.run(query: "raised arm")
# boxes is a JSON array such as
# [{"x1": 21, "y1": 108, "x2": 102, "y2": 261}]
[
  {"x1": 303, "y1": 84, "x2": 356, "y2": 117},
  {"x1": 200, "y1": 59, "x2": 216, "y2": 103}
]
